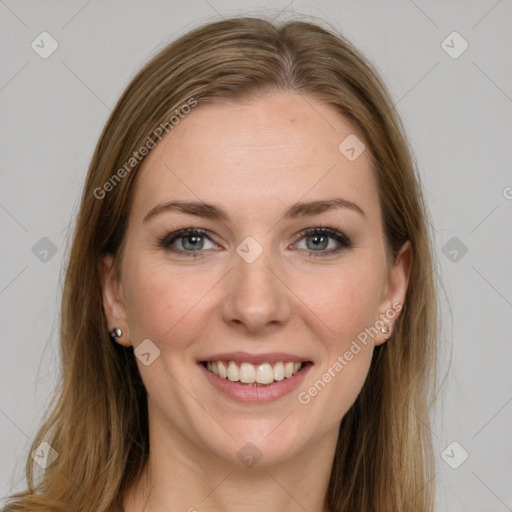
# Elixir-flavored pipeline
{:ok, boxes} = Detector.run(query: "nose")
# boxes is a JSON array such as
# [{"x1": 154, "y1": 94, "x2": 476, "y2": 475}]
[{"x1": 221, "y1": 243, "x2": 292, "y2": 334}]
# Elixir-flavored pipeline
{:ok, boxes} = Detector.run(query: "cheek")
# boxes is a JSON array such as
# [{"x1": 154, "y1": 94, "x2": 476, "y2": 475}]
[
  {"x1": 294, "y1": 261, "x2": 384, "y2": 345},
  {"x1": 295, "y1": 271, "x2": 379, "y2": 427},
  {"x1": 121, "y1": 258, "x2": 201, "y2": 346},
  {"x1": 293, "y1": 260, "x2": 383, "y2": 416},
  {"x1": 121, "y1": 251, "x2": 230, "y2": 357}
]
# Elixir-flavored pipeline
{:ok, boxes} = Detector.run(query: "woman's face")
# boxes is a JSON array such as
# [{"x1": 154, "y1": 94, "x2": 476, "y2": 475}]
[{"x1": 101, "y1": 91, "x2": 410, "y2": 467}]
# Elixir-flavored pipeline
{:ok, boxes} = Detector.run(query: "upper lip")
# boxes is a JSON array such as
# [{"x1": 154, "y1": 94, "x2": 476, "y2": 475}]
[{"x1": 199, "y1": 351, "x2": 312, "y2": 365}]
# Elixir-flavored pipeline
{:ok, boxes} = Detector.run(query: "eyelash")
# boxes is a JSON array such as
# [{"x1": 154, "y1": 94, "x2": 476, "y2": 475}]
[{"x1": 157, "y1": 226, "x2": 352, "y2": 258}]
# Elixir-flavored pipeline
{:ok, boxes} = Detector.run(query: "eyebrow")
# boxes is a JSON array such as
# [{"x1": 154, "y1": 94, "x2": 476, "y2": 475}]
[{"x1": 143, "y1": 197, "x2": 365, "y2": 223}]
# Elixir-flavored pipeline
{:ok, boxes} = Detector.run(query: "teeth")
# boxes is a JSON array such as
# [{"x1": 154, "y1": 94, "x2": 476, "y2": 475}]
[
  {"x1": 240, "y1": 362, "x2": 256, "y2": 383},
  {"x1": 256, "y1": 363, "x2": 274, "y2": 384},
  {"x1": 227, "y1": 361, "x2": 239, "y2": 381},
  {"x1": 217, "y1": 361, "x2": 227, "y2": 379},
  {"x1": 273, "y1": 361, "x2": 284, "y2": 381},
  {"x1": 205, "y1": 360, "x2": 304, "y2": 384},
  {"x1": 284, "y1": 362, "x2": 294, "y2": 378}
]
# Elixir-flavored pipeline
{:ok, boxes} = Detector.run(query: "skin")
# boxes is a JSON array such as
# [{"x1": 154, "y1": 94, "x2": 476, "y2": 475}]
[{"x1": 100, "y1": 91, "x2": 411, "y2": 512}]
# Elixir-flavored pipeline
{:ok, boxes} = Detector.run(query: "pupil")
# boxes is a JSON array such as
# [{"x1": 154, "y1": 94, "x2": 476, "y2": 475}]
[
  {"x1": 308, "y1": 235, "x2": 327, "y2": 251},
  {"x1": 184, "y1": 235, "x2": 203, "y2": 250}
]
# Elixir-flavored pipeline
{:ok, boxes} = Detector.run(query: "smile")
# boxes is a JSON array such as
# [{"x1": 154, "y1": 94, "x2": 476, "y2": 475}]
[
  {"x1": 204, "y1": 360, "x2": 303, "y2": 386},
  {"x1": 198, "y1": 352, "x2": 313, "y2": 403}
]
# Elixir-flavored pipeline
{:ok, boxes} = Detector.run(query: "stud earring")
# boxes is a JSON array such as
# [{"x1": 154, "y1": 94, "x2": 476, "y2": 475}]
[
  {"x1": 109, "y1": 327, "x2": 123, "y2": 340},
  {"x1": 381, "y1": 324, "x2": 390, "y2": 340}
]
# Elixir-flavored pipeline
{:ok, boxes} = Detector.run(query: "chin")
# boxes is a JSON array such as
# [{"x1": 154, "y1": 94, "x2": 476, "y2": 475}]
[{"x1": 196, "y1": 416, "x2": 312, "y2": 468}]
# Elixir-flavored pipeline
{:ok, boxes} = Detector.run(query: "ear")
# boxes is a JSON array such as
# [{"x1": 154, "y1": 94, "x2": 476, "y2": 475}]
[
  {"x1": 99, "y1": 253, "x2": 131, "y2": 347},
  {"x1": 375, "y1": 240, "x2": 412, "y2": 346}
]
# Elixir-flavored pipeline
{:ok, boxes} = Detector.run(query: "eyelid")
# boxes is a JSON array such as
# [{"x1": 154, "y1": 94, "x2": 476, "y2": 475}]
[
  {"x1": 158, "y1": 227, "x2": 220, "y2": 254},
  {"x1": 158, "y1": 226, "x2": 352, "y2": 257},
  {"x1": 290, "y1": 226, "x2": 352, "y2": 257},
  {"x1": 291, "y1": 226, "x2": 352, "y2": 247}
]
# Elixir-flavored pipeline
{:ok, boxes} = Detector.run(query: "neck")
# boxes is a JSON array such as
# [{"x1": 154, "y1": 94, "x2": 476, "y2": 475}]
[{"x1": 123, "y1": 409, "x2": 338, "y2": 512}]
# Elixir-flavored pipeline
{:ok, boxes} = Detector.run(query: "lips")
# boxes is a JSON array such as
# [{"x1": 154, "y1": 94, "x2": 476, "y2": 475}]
[{"x1": 198, "y1": 351, "x2": 313, "y2": 402}]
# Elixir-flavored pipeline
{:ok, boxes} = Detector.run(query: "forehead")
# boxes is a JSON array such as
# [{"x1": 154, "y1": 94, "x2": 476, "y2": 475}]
[{"x1": 130, "y1": 92, "x2": 379, "y2": 224}]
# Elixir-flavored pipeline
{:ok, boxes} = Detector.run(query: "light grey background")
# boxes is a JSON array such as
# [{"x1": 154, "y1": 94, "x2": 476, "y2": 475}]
[{"x1": 1, "y1": 1, "x2": 511, "y2": 510}]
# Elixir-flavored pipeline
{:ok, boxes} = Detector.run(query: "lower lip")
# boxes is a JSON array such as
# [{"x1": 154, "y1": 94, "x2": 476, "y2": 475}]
[{"x1": 199, "y1": 362, "x2": 312, "y2": 403}]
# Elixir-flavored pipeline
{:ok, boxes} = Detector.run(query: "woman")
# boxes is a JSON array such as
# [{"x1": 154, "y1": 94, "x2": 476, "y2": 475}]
[{"x1": 4, "y1": 14, "x2": 438, "y2": 512}]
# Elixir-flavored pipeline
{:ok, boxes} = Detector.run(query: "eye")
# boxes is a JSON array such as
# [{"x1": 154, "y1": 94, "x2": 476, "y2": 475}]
[
  {"x1": 158, "y1": 228, "x2": 219, "y2": 257},
  {"x1": 292, "y1": 227, "x2": 352, "y2": 257},
  {"x1": 157, "y1": 226, "x2": 352, "y2": 259}
]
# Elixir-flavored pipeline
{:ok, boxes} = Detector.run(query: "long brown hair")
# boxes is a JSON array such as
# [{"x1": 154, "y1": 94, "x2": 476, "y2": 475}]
[{"x1": 4, "y1": 14, "x2": 438, "y2": 512}]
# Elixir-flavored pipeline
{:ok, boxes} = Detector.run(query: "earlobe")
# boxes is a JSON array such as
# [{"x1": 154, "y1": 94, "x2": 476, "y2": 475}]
[{"x1": 99, "y1": 253, "x2": 131, "y2": 347}]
